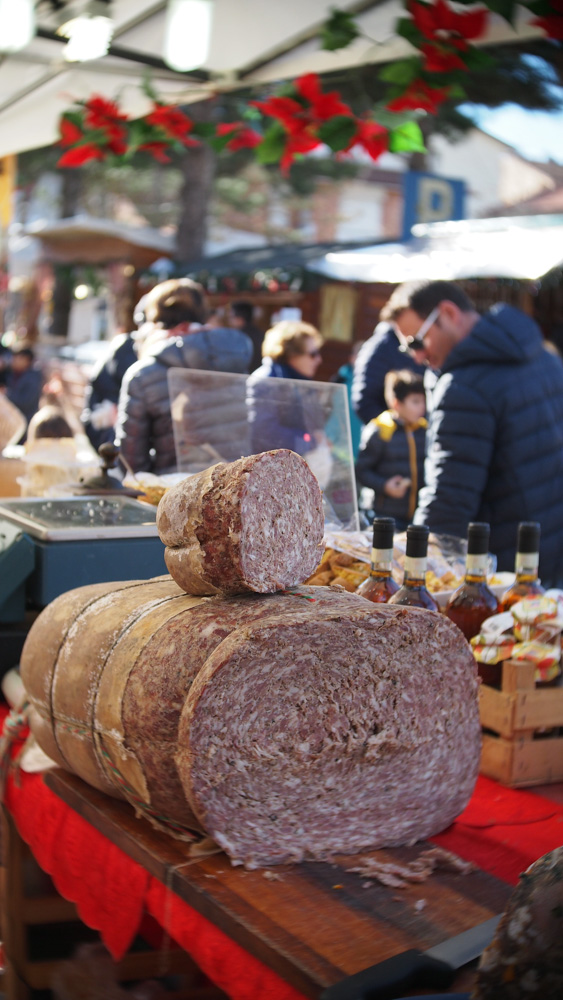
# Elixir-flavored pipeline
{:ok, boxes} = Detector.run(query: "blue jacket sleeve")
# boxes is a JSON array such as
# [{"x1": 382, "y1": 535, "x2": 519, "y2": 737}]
[
  {"x1": 413, "y1": 376, "x2": 495, "y2": 538},
  {"x1": 355, "y1": 425, "x2": 388, "y2": 496}
]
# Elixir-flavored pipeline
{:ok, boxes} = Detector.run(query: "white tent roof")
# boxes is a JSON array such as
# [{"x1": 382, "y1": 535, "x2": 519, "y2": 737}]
[
  {"x1": 306, "y1": 215, "x2": 563, "y2": 283},
  {"x1": 0, "y1": 0, "x2": 545, "y2": 158}
]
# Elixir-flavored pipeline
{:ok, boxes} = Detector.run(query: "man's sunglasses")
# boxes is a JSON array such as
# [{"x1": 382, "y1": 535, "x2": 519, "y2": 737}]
[{"x1": 399, "y1": 305, "x2": 440, "y2": 354}]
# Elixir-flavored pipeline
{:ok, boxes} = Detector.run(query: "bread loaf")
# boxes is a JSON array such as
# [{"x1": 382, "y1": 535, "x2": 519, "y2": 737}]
[
  {"x1": 156, "y1": 449, "x2": 324, "y2": 595},
  {"x1": 21, "y1": 580, "x2": 481, "y2": 866}
]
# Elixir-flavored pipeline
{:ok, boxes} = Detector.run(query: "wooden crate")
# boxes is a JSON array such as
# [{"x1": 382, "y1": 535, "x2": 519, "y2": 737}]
[{"x1": 479, "y1": 658, "x2": 563, "y2": 787}]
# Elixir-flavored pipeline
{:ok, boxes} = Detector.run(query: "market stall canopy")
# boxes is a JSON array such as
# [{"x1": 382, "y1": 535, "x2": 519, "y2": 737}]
[
  {"x1": 306, "y1": 215, "x2": 563, "y2": 284},
  {"x1": 25, "y1": 215, "x2": 176, "y2": 267},
  {"x1": 0, "y1": 0, "x2": 546, "y2": 159}
]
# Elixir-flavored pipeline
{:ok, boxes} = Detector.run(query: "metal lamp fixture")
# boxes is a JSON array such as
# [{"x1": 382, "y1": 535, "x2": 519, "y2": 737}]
[
  {"x1": 163, "y1": 0, "x2": 214, "y2": 71},
  {"x1": 0, "y1": 0, "x2": 35, "y2": 52},
  {"x1": 56, "y1": 0, "x2": 114, "y2": 62}
]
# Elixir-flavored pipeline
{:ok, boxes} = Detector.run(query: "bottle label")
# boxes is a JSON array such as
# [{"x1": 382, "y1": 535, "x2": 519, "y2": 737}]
[
  {"x1": 515, "y1": 551, "x2": 539, "y2": 575},
  {"x1": 404, "y1": 555, "x2": 427, "y2": 578},
  {"x1": 466, "y1": 553, "x2": 488, "y2": 576},
  {"x1": 371, "y1": 547, "x2": 393, "y2": 570}
]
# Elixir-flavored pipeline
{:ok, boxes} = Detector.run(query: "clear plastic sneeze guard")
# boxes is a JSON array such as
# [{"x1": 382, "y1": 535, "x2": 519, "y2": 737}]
[{"x1": 168, "y1": 368, "x2": 359, "y2": 530}]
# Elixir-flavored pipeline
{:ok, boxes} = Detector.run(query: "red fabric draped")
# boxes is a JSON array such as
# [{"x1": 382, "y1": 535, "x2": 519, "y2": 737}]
[{"x1": 3, "y1": 710, "x2": 563, "y2": 1000}]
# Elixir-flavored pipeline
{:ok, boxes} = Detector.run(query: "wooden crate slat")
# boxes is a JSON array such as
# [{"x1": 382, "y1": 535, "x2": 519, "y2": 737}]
[
  {"x1": 479, "y1": 686, "x2": 515, "y2": 740},
  {"x1": 479, "y1": 657, "x2": 563, "y2": 787},
  {"x1": 513, "y1": 688, "x2": 563, "y2": 731}
]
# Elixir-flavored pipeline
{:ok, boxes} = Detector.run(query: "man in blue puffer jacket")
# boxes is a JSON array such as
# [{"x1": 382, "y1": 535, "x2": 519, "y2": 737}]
[{"x1": 389, "y1": 279, "x2": 563, "y2": 587}]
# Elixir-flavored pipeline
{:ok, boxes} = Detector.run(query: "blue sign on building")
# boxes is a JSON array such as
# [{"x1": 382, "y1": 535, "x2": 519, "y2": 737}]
[{"x1": 402, "y1": 171, "x2": 465, "y2": 241}]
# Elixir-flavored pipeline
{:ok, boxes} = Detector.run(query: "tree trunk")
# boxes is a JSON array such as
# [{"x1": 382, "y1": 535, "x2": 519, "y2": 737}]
[
  {"x1": 175, "y1": 101, "x2": 216, "y2": 264},
  {"x1": 408, "y1": 117, "x2": 433, "y2": 172},
  {"x1": 49, "y1": 168, "x2": 84, "y2": 339}
]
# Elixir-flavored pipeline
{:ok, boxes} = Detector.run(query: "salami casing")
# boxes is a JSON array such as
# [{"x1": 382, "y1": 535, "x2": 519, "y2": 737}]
[
  {"x1": 21, "y1": 579, "x2": 481, "y2": 866},
  {"x1": 156, "y1": 449, "x2": 324, "y2": 595}
]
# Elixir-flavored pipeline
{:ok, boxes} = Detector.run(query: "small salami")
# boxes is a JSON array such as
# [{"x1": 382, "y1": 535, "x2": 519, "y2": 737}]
[
  {"x1": 156, "y1": 449, "x2": 324, "y2": 595},
  {"x1": 473, "y1": 846, "x2": 563, "y2": 998}
]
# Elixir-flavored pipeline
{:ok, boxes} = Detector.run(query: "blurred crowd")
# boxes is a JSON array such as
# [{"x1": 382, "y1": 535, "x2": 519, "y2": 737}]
[{"x1": 2, "y1": 274, "x2": 563, "y2": 585}]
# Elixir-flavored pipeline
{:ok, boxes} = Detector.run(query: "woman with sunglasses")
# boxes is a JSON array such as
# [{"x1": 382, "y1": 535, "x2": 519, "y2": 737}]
[{"x1": 246, "y1": 320, "x2": 328, "y2": 464}]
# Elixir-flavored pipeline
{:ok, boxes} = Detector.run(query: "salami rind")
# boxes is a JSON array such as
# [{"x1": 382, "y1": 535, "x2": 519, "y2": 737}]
[{"x1": 156, "y1": 450, "x2": 324, "y2": 595}]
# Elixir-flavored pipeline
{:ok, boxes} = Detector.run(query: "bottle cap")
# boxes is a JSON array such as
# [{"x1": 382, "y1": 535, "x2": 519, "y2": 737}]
[
  {"x1": 405, "y1": 524, "x2": 429, "y2": 558},
  {"x1": 517, "y1": 522, "x2": 541, "y2": 553},
  {"x1": 467, "y1": 522, "x2": 490, "y2": 555},
  {"x1": 372, "y1": 517, "x2": 395, "y2": 550}
]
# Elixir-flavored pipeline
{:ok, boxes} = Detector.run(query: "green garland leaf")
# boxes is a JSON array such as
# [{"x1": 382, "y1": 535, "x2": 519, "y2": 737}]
[
  {"x1": 388, "y1": 120, "x2": 426, "y2": 153},
  {"x1": 318, "y1": 115, "x2": 358, "y2": 151},
  {"x1": 379, "y1": 58, "x2": 420, "y2": 86},
  {"x1": 395, "y1": 17, "x2": 423, "y2": 46},
  {"x1": 321, "y1": 8, "x2": 360, "y2": 51},
  {"x1": 483, "y1": 0, "x2": 519, "y2": 23},
  {"x1": 255, "y1": 123, "x2": 287, "y2": 164}
]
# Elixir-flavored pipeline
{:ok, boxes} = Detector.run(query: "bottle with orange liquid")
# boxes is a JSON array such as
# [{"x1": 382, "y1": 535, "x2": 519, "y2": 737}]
[
  {"x1": 356, "y1": 517, "x2": 399, "y2": 604},
  {"x1": 445, "y1": 522, "x2": 499, "y2": 641},
  {"x1": 499, "y1": 522, "x2": 545, "y2": 613},
  {"x1": 388, "y1": 524, "x2": 439, "y2": 611}
]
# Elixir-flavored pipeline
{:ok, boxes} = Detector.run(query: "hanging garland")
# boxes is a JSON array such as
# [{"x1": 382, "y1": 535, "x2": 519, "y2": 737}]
[{"x1": 56, "y1": 0, "x2": 562, "y2": 171}]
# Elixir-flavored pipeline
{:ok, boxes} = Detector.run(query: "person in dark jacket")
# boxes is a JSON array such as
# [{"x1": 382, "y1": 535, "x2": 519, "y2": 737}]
[
  {"x1": 115, "y1": 278, "x2": 252, "y2": 474},
  {"x1": 230, "y1": 301, "x2": 264, "y2": 372},
  {"x1": 246, "y1": 320, "x2": 324, "y2": 452},
  {"x1": 391, "y1": 278, "x2": 563, "y2": 587},
  {"x1": 355, "y1": 369, "x2": 427, "y2": 531},
  {"x1": 5, "y1": 346, "x2": 42, "y2": 441},
  {"x1": 352, "y1": 293, "x2": 425, "y2": 424},
  {"x1": 82, "y1": 331, "x2": 137, "y2": 451}
]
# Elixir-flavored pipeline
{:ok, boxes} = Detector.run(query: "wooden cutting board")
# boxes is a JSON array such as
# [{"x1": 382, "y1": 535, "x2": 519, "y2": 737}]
[{"x1": 45, "y1": 769, "x2": 511, "y2": 999}]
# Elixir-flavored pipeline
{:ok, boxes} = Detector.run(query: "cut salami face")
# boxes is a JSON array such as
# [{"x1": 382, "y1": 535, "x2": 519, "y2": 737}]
[
  {"x1": 21, "y1": 581, "x2": 481, "y2": 867},
  {"x1": 156, "y1": 450, "x2": 324, "y2": 595},
  {"x1": 177, "y1": 600, "x2": 481, "y2": 867}
]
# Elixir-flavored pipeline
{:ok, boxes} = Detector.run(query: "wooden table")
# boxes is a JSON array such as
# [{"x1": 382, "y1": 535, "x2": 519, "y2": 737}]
[{"x1": 44, "y1": 769, "x2": 512, "y2": 999}]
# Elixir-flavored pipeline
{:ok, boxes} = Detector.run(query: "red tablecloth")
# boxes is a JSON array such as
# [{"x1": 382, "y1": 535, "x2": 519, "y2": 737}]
[{"x1": 3, "y1": 724, "x2": 563, "y2": 1000}]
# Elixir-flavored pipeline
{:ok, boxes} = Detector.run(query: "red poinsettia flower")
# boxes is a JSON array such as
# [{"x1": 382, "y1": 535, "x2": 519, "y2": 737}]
[
  {"x1": 352, "y1": 120, "x2": 388, "y2": 161},
  {"x1": 216, "y1": 122, "x2": 262, "y2": 151},
  {"x1": 84, "y1": 95, "x2": 129, "y2": 129},
  {"x1": 410, "y1": 0, "x2": 488, "y2": 48},
  {"x1": 57, "y1": 143, "x2": 106, "y2": 168},
  {"x1": 138, "y1": 141, "x2": 172, "y2": 163},
  {"x1": 146, "y1": 104, "x2": 200, "y2": 146},
  {"x1": 387, "y1": 79, "x2": 450, "y2": 114},
  {"x1": 253, "y1": 73, "x2": 354, "y2": 170},
  {"x1": 295, "y1": 73, "x2": 353, "y2": 120},
  {"x1": 251, "y1": 95, "x2": 304, "y2": 132},
  {"x1": 532, "y1": 0, "x2": 563, "y2": 40},
  {"x1": 59, "y1": 117, "x2": 84, "y2": 146},
  {"x1": 421, "y1": 42, "x2": 467, "y2": 72},
  {"x1": 280, "y1": 131, "x2": 322, "y2": 172}
]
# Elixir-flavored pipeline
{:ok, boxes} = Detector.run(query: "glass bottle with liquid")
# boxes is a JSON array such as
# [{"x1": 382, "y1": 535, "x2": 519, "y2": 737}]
[
  {"x1": 356, "y1": 517, "x2": 399, "y2": 603},
  {"x1": 499, "y1": 522, "x2": 545, "y2": 613},
  {"x1": 388, "y1": 524, "x2": 439, "y2": 611},
  {"x1": 445, "y1": 522, "x2": 499, "y2": 641}
]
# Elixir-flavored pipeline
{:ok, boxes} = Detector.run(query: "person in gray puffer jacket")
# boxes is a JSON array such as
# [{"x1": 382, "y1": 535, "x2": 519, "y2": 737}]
[
  {"x1": 115, "y1": 278, "x2": 252, "y2": 474},
  {"x1": 391, "y1": 279, "x2": 563, "y2": 587}
]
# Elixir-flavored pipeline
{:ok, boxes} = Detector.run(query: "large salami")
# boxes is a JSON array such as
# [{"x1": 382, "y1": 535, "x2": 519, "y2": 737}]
[
  {"x1": 156, "y1": 449, "x2": 324, "y2": 595},
  {"x1": 21, "y1": 580, "x2": 481, "y2": 866}
]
